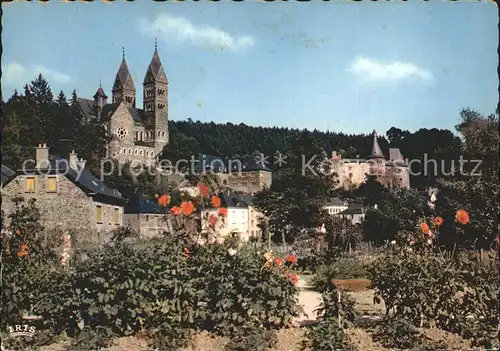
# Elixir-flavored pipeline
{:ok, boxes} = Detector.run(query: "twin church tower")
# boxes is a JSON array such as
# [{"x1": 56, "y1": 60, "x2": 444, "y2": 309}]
[{"x1": 77, "y1": 42, "x2": 168, "y2": 166}]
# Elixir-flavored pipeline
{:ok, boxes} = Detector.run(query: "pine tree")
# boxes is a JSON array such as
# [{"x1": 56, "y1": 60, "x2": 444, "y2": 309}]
[
  {"x1": 56, "y1": 90, "x2": 69, "y2": 109},
  {"x1": 30, "y1": 74, "x2": 54, "y2": 106}
]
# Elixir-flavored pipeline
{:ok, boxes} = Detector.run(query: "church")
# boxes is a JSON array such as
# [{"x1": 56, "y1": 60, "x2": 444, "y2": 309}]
[{"x1": 77, "y1": 44, "x2": 169, "y2": 166}]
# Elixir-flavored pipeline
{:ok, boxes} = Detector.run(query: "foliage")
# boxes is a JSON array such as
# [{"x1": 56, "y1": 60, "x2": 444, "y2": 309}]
[
  {"x1": 373, "y1": 316, "x2": 444, "y2": 350},
  {"x1": 253, "y1": 131, "x2": 334, "y2": 243},
  {"x1": 224, "y1": 324, "x2": 277, "y2": 351},
  {"x1": 370, "y1": 249, "x2": 499, "y2": 347},
  {"x1": 189, "y1": 243, "x2": 300, "y2": 335},
  {"x1": 315, "y1": 285, "x2": 357, "y2": 328},
  {"x1": 301, "y1": 319, "x2": 355, "y2": 351}
]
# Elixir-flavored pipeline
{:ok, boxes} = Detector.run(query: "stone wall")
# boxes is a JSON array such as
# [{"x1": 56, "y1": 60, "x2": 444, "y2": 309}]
[{"x1": 123, "y1": 213, "x2": 170, "y2": 239}]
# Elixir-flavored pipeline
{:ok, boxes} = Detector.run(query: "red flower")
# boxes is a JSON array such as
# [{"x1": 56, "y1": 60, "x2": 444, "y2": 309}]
[
  {"x1": 198, "y1": 184, "x2": 209, "y2": 197},
  {"x1": 218, "y1": 208, "x2": 228, "y2": 217},
  {"x1": 433, "y1": 217, "x2": 444, "y2": 227},
  {"x1": 157, "y1": 194, "x2": 171, "y2": 207},
  {"x1": 181, "y1": 201, "x2": 195, "y2": 216},
  {"x1": 455, "y1": 209, "x2": 470, "y2": 225},
  {"x1": 420, "y1": 222, "x2": 430, "y2": 234},
  {"x1": 183, "y1": 247, "x2": 190, "y2": 258},
  {"x1": 209, "y1": 214, "x2": 218, "y2": 226},
  {"x1": 15, "y1": 229, "x2": 21, "y2": 236},
  {"x1": 211, "y1": 195, "x2": 221, "y2": 208},
  {"x1": 170, "y1": 206, "x2": 182, "y2": 216},
  {"x1": 289, "y1": 273, "x2": 299, "y2": 285},
  {"x1": 17, "y1": 243, "x2": 29, "y2": 257},
  {"x1": 285, "y1": 254, "x2": 297, "y2": 264},
  {"x1": 274, "y1": 257, "x2": 283, "y2": 266}
]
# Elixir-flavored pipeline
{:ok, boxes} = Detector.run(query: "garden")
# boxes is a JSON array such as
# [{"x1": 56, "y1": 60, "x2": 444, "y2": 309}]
[{"x1": 2, "y1": 182, "x2": 499, "y2": 351}]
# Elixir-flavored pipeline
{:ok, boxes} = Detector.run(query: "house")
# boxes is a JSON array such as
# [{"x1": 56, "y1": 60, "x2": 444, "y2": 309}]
[
  {"x1": 196, "y1": 154, "x2": 272, "y2": 194},
  {"x1": 200, "y1": 191, "x2": 265, "y2": 242},
  {"x1": 123, "y1": 193, "x2": 171, "y2": 238},
  {"x1": 1, "y1": 144, "x2": 128, "y2": 242},
  {"x1": 336, "y1": 203, "x2": 366, "y2": 225},
  {"x1": 323, "y1": 197, "x2": 348, "y2": 215}
]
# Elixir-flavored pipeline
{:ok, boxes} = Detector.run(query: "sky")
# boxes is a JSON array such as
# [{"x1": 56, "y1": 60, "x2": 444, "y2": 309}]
[{"x1": 2, "y1": 1, "x2": 498, "y2": 136}]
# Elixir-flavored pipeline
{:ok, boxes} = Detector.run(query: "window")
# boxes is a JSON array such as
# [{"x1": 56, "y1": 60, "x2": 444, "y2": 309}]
[
  {"x1": 114, "y1": 208, "x2": 120, "y2": 224},
  {"x1": 47, "y1": 176, "x2": 57, "y2": 193},
  {"x1": 25, "y1": 177, "x2": 35, "y2": 193},
  {"x1": 96, "y1": 205, "x2": 103, "y2": 223}
]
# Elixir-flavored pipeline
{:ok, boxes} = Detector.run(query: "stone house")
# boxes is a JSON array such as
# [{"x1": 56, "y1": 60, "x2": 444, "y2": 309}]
[
  {"x1": 123, "y1": 193, "x2": 171, "y2": 238},
  {"x1": 335, "y1": 203, "x2": 366, "y2": 225},
  {"x1": 196, "y1": 154, "x2": 272, "y2": 194},
  {"x1": 1, "y1": 145, "x2": 127, "y2": 241},
  {"x1": 331, "y1": 130, "x2": 410, "y2": 190}
]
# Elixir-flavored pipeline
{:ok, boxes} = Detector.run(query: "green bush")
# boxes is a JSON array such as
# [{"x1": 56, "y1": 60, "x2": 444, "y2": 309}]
[
  {"x1": 370, "y1": 250, "x2": 499, "y2": 347},
  {"x1": 373, "y1": 316, "x2": 444, "y2": 350},
  {"x1": 189, "y1": 243, "x2": 300, "y2": 335},
  {"x1": 225, "y1": 324, "x2": 277, "y2": 351},
  {"x1": 301, "y1": 319, "x2": 354, "y2": 351}
]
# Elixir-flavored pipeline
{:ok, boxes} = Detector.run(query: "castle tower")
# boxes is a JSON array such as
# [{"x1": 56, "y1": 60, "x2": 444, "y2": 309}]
[
  {"x1": 368, "y1": 129, "x2": 386, "y2": 179},
  {"x1": 143, "y1": 41, "x2": 169, "y2": 155},
  {"x1": 93, "y1": 82, "x2": 107, "y2": 121},
  {"x1": 112, "y1": 48, "x2": 136, "y2": 107}
]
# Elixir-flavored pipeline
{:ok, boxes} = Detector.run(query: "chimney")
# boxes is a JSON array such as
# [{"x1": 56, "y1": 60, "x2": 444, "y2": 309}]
[
  {"x1": 77, "y1": 158, "x2": 87, "y2": 169},
  {"x1": 69, "y1": 150, "x2": 78, "y2": 169},
  {"x1": 36, "y1": 143, "x2": 49, "y2": 169}
]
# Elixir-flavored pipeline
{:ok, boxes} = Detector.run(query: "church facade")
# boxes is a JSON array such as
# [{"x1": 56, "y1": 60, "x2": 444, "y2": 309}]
[{"x1": 77, "y1": 46, "x2": 169, "y2": 167}]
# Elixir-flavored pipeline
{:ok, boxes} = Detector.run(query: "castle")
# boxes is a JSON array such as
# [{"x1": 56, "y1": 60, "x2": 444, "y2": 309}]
[
  {"x1": 331, "y1": 130, "x2": 411, "y2": 190},
  {"x1": 77, "y1": 44, "x2": 168, "y2": 167}
]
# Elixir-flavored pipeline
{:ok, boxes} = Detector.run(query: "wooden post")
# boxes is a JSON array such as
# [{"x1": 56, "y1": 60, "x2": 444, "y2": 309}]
[{"x1": 337, "y1": 291, "x2": 342, "y2": 328}]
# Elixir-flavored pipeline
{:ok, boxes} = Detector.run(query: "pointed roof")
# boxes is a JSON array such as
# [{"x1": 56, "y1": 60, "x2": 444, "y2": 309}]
[
  {"x1": 93, "y1": 84, "x2": 107, "y2": 99},
  {"x1": 113, "y1": 58, "x2": 136, "y2": 92},
  {"x1": 369, "y1": 130, "x2": 385, "y2": 159},
  {"x1": 144, "y1": 47, "x2": 168, "y2": 84}
]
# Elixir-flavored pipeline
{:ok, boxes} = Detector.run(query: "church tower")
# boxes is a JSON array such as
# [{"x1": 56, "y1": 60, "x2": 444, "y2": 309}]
[
  {"x1": 143, "y1": 41, "x2": 169, "y2": 155},
  {"x1": 112, "y1": 48, "x2": 136, "y2": 107}
]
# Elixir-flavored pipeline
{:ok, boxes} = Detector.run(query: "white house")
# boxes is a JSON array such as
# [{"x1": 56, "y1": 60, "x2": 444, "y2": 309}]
[
  {"x1": 323, "y1": 197, "x2": 348, "y2": 215},
  {"x1": 201, "y1": 192, "x2": 264, "y2": 242}
]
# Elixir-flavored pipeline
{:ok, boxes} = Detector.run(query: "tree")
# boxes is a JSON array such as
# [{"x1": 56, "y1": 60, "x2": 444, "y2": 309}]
[
  {"x1": 253, "y1": 131, "x2": 335, "y2": 243},
  {"x1": 160, "y1": 132, "x2": 201, "y2": 171}
]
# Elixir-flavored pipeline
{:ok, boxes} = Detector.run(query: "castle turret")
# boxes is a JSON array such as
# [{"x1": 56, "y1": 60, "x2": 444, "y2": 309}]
[
  {"x1": 143, "y1": 40, "x2": 169, "y2": 156},
  {"x1": 112, "y1": 48, "x2": 136, "y2": 107},
  {"x1": 369, "y1": 130, "x2": 385, "y2": 160}
]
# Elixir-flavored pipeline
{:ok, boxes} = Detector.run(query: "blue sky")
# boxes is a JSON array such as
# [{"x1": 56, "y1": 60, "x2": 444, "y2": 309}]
[{"x1": 2, "y1": 1, "x2": 498, "y2": 136}]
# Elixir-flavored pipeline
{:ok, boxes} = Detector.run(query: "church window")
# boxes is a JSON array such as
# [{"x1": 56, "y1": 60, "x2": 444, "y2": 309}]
[
  {"x1": 157, "y1": 103, "x2": 165, "y2": 109},
  {"x1": 135, "y1": 131, "x2": 138, "y2": 140},
  {"x1": 135, "y1": 149, "x2": 138, "y2": 155},
  {"x1": 125, "y1": 96, "x2": 133, "y2": 103},
  {"x1": 146, "y1": 151, "x2": 149, "y2": 156},
  {"x1": 116, "y1": 127, "x2": 128, "y2": 139},
  {"x1": 157, "y1": 88, "x2": 165, "y2": 95},
  {"x1": 158, "y1": 131, "x2": 161, "y2": 136},
  {"x1": 128, "y1": 148, "x2": 132, "y2": 155},
  {"x1": 123, "y1": 148, "x2": 126, "y2": 154},
  {"x1": 140, "y1": 150, "x2": 143, "y2": 156},
  {"x1": 151, "y1": 151, "x2": 155, "y2": 157},
  {"x1": 140, "y1": 131, "x2": 143, "y2": 141}
]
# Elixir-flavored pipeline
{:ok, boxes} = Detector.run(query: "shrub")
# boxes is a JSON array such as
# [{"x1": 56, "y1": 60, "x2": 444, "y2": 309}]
[
  {"x1": 225, "y1": 324, "x2": 277, "y2": 351},
  {"x1": 190, "y1": 244, "x2": 300, "y2": 335},
  {"x1": 373, "y1": 316, "x2": 444, "y2": 350},
  {"x1": 301, "y1": 319, "x2": 355, "y2": 351}
]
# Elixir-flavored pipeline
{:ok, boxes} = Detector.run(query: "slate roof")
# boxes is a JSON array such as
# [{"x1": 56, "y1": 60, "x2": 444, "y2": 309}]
[
  {"x1": 113, "y1": 59, "x2": 136, "y2": 92},
  {"x1": 337, "y1": 203, "x2": 365, "y2": 216},
  {"x1": 124, "y1": 193, "x2": 164, "y2": 214},
  {"x1": 144, "y1": 48, "x2": 168, "y2": 84},
  {"x1": 218, "y1": 192, "x2": 254, "y2": 208},
  {"x1": 77, "y1": 99, "x2": 145, "y2": 125},
  {"x1": 369, "y1": 130, "x2": 385, "y2": 159},
  {"x1": 1, "y1": 164, "x2": 15, "y2": 185},
  {"x1": 324, "y1": 197, "x2": 347, "y2": 207},
  {"x1": 6, "y1": 155, "x2": 127, "y2": 205}
]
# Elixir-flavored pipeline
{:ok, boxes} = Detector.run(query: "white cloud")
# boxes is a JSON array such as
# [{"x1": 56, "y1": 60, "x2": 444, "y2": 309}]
[
  {"x1": 348, "y1": 57, "x2": 433, "y2": 83},
  {"x1": 139, "y1": 13, "x2": 255, "y2": 52},
  {"x1": 3, "y1": 61, "x2": 71, "y2": 87}
]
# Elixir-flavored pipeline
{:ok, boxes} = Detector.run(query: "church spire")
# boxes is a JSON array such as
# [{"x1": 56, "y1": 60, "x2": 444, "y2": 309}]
[
  {"x1": 143, "y1": 42, "x2": 168, "y2": 84},
  {"x1": 112, "y1": 47, "x2": 136, "y2": 106},
  {"x1": 369, "y1": 130, "x2": 385, "y2": 159}
]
